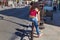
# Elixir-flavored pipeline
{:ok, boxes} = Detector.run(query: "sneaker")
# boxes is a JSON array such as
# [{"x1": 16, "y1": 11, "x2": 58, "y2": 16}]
[
  {"x1": 37, "y1": 33, "x2": 43, "y2": 38},
  {"x1": 33, "y1": 33, "x2": 43, "y2": 38},
  {"x1": 40, "y1": 33, "x2": 43, "y2": 37},
  {"x1": 33, "y1": 34, "x2": 39, "y2": 38}
]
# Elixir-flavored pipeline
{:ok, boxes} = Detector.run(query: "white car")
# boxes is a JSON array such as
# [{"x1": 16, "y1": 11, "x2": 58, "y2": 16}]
[{"x1": 44, "y1": 6, "x2": 53, "y2": 11}]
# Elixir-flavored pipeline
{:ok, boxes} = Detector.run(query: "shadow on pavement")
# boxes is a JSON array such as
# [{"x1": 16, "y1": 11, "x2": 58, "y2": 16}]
[
  {"x1": 4, "y1": 19, "x2": 32, "y2": 40},
  {"x1": 3, "y1": 19, "x2": 31, "y2": 28},
  {"x1": 15, "y1": 28, "x2": 31, "y2": 40}
]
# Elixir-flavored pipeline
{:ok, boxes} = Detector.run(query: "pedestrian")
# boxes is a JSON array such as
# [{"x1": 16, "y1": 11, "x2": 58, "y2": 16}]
[
  {"x1": 34, "y1": 2, "x2": 45, "y2": 29},
  {"x1": 53, "y1": 5, "x2": 57, "y2": 11},
  {"x1": 39, "y1": 2, "x2": 45, "y2": 29},
  {"x1": 53, "y1": 2, "x2": 57, "y2": 11},
  {"x1": 30, "y1": 2, "x2": 40, "y2": 26},
  {"x1": 29, "y1": 1, "x2": 34, "y2": 10},
  {"x1": 29, "y1": 3, "x2": 43, "y2": 37}
]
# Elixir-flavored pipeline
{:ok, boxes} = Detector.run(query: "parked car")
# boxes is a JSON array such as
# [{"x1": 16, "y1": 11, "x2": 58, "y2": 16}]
[{"x1": 43, "y1": 6, "x2": 53, "y2": 20}]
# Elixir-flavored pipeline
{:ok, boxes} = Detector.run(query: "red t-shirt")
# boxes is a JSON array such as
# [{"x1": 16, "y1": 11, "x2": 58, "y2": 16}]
[{"x1": 30, "y1": 9, "x2": 37, "y2": 17}]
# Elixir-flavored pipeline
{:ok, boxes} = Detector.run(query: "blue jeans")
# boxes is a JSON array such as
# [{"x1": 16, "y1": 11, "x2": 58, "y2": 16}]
[{"x1": 31, "y1": 17, "x2": 40, "y2": 35}]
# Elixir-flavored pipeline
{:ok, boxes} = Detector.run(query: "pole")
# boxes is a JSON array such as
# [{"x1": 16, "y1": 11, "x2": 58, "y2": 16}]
[{"x1": 31, "y1": 22, "x2": 34, "y2": 40}]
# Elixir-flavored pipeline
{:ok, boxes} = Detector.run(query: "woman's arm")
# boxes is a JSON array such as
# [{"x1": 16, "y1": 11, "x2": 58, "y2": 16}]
[{"x1": 37, "y1": 11, "x2": 40, "y2": 22}]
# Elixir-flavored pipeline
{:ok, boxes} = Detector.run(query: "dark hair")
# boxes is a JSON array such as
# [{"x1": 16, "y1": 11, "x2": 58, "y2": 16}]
[
  {"x1": 30, "y1": 1, "x2": 35, "y2": 6},
  {"x1": 30, "y1": 1, "x2": 34, "y2": 5},
  {"x1": 30, "y1": 2, "x2": 40, "y2": 11}
]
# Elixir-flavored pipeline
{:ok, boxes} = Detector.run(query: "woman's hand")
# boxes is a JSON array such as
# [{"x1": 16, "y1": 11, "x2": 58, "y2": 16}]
[{"x1": 35, "y1": 8, "x2": 39, "y2": 12}]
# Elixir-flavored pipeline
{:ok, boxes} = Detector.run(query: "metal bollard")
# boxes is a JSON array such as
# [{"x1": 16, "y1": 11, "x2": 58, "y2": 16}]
[{"x1": 31, "y1": 22, "x2": 34, "y2": 40}]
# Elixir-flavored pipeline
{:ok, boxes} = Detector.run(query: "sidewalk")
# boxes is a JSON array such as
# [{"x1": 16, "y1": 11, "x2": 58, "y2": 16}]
[{"x1": 33, "y1": 24, "x2": 60, "y2": 40}]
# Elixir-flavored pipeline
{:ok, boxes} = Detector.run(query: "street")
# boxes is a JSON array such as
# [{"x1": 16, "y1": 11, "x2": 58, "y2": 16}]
[{"x1": 0, "y1": 6, "x2": 60, "y2": 40}]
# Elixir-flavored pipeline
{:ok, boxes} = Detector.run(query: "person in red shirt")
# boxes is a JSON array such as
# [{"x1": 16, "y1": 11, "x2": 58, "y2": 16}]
[{"x1": 29, "y1": 4, "x2": 42, "y2": 37}]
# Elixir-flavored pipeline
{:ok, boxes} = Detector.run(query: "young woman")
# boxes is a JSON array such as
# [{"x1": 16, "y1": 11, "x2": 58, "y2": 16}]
[{"x1": 29, "y1": 4, "x2": 41, "y2": 37}]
